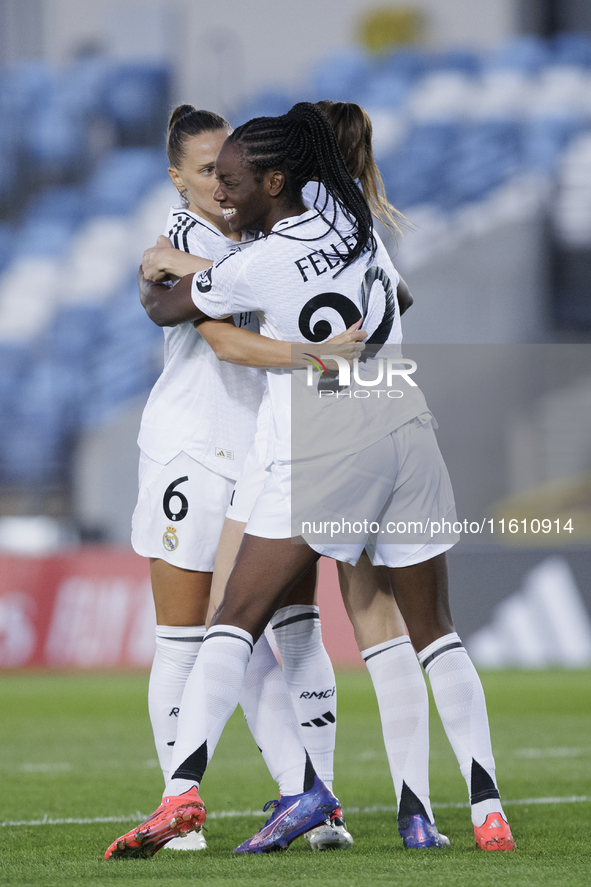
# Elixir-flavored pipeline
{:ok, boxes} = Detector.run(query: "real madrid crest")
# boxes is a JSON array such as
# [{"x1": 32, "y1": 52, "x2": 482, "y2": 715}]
[{"x1": 162, "y1": 526, "x2": 179, "y2": 552}]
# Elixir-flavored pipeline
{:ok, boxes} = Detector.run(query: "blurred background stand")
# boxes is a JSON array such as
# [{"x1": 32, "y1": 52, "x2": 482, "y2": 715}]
[{"x1": 0, "y1": 0, "x2": 591, "y2": 667}]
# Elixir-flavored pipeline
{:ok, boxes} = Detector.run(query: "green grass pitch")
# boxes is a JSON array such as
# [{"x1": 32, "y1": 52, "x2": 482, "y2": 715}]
[{"x1": 1, "y1": 669, "x2": 590, "y2": 886}]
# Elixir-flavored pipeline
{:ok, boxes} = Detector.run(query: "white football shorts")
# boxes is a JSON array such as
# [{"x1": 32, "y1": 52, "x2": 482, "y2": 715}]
[
  {"x1": 225, "y1": 442, "x2": 268, "y2": 524},
  {"x1": 131, "y1": 450, "x2": 235, "y2": 571},
  {"x1": 245, "y1": 414, "x2": 458, "y2": 568}
]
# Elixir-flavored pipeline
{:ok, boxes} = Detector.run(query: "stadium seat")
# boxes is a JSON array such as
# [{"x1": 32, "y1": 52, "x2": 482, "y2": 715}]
[
  {"x1": 485, "y1": 35, "x2": 550, "y2": 74},
  {"x1": 310, "y1": 48, "x2": 375, "y2": 102},
  {"x1": 103, "y1": 63, "x2": 170, "y2": 145},
  {"x1": 85, "y1": 147, "x2": 166, "y2": 216}
]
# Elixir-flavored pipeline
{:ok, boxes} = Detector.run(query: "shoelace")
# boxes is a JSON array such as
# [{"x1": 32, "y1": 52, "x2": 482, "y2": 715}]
[{"x1": 262, "y1": 799, "x2": 279, "y2": 814}]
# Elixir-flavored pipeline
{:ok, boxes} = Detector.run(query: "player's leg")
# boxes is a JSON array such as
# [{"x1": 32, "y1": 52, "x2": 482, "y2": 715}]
[
  {"x1": 388, "y1": 553, "x2": 515, "y2": 850},
  {"x1": 271, "y1": 566, "x2": 353, "y2": 850},
  {"x1": 148, "y1": 559, "x2": 210, "y2": 781},
  {"x1": 207, "y1": 518, "x2": 324, "y2": 797},
  {"x1": 211, "y1": 505, "x2": 348, "y2": 850},
  {"x1": 132, "y1": 452, "x2": 227, "y2": 784},
  {"x1": 218, "y1": 469, "x2": 339, "y2": 798},
  {"x1": 146, "y1": 560, "x2": 210, "y2": 852},
  {"x1": 338, "y1": 552, "x2": 447, "y2": 849},
  {"x1": 367, "y1": 419, "x2": 513, "y2": 850},
  {"x1": 207, "y1": 516, "x2": 246, "y2": 623},
  {"x1": 130, "y1": 452, "x2": 234, "y2": 853},
  {"x1": 271, "y1": 566, "x2": 337, "y2": 789},
  {"x1": 105, "y1": 535, "x2": 341, "y2": 859},
  {"x1": 164, "y1": 534, "x2": 320, "y2": 794}
]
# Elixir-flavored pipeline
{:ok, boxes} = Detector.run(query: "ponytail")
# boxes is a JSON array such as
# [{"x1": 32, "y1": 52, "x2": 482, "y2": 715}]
[
  {"x1": 166, "y1": 104, "x2": 230, "y2": 168},
  {"x1": 316, "y1": 100, "x2": 407, "y2": 240}
]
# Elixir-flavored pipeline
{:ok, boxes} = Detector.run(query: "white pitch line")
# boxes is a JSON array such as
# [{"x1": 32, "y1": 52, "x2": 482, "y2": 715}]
[{"x1": 1, "y1": 795, "x2": 589, "y2": 829}]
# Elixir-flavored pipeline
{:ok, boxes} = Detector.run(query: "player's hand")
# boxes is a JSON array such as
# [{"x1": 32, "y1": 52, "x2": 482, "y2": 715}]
[
  {"x1": 141, "y1": 235, "x2": 176, "y2": 282},
  {"x1": 323, "y1": 319, "x2": 367, "y2": 364}
]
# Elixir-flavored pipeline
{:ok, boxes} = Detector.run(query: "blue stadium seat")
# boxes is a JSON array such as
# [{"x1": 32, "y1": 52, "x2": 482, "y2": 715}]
[
  {"x1": 443, "y1": 122, "x2": 521, "y2": 208},
  {"x1": 15, "y1": 217, "x2": 78, "y2": 258},
  {"x1": 0, "y1": 61, "x2": 54, "y2": 120},
  {"x1": 380, "y1": 123, "x2": 460, "y2": 209},
  {"x1": 0, "y1": 223, "x2": 13, "y2": 273},
  {"x1": 54, "y1": 57, "x2": 110, "y2": 116},
  {"x1": 26, "y1": 102, "x2": 88, "y2": 173},
  {"x1": 85, "y1": 148, "x2": 167, "y2": 215},
  {"x1": 522, "y1": 118, "x2": 585, "y2": 173},
  {"x1": 232, "y1": 92, "x2": 295, "y2": 126},
  {"x1": 358, "y1": 71, "x2": 413, "y2": 110},
  {"x1": 380, "y1": 48, "x2": 427, "y2": 81},
  {"x1": 0, "y1": 358, "x2": 82, "y2": 484},
  {"x1": 103, "y1": 63, "x2": 170, "y2": 144},
  {"x1": 81, "y1": 278, "x2": 162, "y2": 426},
  {"x1": 45, "y1": 305, "x2": 107, "y2": 362},
  {"x1": 552, "y1": 33, "x2": 591, "y2": 68},
  {"x1": 311, "y1": 49, "x2": 375, "y2": 102},
  {"x1": 431, "y1": 49, "x2": 482, "y2": 75},
  {"x1": 29, "y1": 185, "x2": 86, "y2": 225},
  {"x1": 485, "y1": 35, "x2": 550, "y2": 74}
]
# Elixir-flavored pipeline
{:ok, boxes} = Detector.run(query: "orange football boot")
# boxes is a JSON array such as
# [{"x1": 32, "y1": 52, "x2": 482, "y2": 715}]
[
  {"x1": 474, "y1": 812, "x2": 516, "y2": 851},
  {"x1": 105, "y1": 786, "x2": 206, "y2": 859}
]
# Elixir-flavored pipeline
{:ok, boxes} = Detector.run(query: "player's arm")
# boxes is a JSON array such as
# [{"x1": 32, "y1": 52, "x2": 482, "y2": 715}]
[
  {"x1": 198, "y1": 320, "x2": 367, "y2": 368},
  {"x1": 138, "y1": 269, "x2": 212, "y2": 327},
  {"x1": 142, "y1": 235, "x2": 212, "y2": 282},
  {"x1": 398, "y1": 276, "x2": 413, "y2": 315}
]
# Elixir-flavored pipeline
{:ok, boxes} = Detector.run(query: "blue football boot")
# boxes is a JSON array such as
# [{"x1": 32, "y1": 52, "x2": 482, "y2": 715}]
[
  {"x1": 399, "y1": 814, "x2": 450, "y2": 849},
  {"x1": 234, "y1": 775, "x2": 340, "y2": 853}
]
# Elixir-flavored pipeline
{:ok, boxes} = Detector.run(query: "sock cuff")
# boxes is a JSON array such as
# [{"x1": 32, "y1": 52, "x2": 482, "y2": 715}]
[
  {"x1": 271, "y1": 605, "x2": 320, "y2": 631},
  {"x1": 361, "y1": 635, "x2": 412, "y2": 663},
  {"x1": 418, "y1": 632, "x2": 464, "y2": 670},
  {"x1": 155, "y1": 624, "x2": 206, "y2": 643},
  {"x1": 204, "y1": 624, "x2": 254, "y2": 652}
]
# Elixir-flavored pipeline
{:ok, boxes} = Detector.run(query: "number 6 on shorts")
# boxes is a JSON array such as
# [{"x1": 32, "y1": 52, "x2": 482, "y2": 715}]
[{"x1": 163, "y1": 476, "x2": 189, "y2": 522}]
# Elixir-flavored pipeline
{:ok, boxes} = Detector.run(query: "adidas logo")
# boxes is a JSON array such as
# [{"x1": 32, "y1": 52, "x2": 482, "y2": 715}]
[
  {"x1": 301, "y1": 710, "x2": 335, "y2": 728},
  {"x1": 488, "y1": 818, "x2": 503, "y2": 829}
]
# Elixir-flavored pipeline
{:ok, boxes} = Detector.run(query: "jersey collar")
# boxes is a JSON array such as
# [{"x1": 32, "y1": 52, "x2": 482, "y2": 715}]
[{"x1": 270, "y1": 208, "x2": 319, "y2": 234}]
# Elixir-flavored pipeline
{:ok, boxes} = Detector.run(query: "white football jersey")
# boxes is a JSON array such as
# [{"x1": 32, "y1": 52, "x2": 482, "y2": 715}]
[
  {"x1": 191, "y1": 208, "x2": 428, "y2": 463},
  {"x1": 137, "y1": 206, "x2": 265, "y2": 479}
]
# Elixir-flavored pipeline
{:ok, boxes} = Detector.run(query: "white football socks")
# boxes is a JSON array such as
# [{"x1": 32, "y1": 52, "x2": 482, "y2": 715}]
[
  {"x1": 165, "y1": 624, "x2": 315, "y2": 799},
  {"x1": 418, "y1": 632, "x2": 505, "y2": 827},
  {"x1": 239, "y1": 634, "x2": 313, "y2": 796},
  {"x1": 149, "y1": 624, "x2": 204, "y2": 781},
  {"x1": 165, "y1": 624, "x2": 254, "y2": 797},
  {"x1": 272, "y1": 605, "x2": 336, "y2": 790},
  {"x1": 362, "y1": 636, "x2": 433, "y2": 824}
]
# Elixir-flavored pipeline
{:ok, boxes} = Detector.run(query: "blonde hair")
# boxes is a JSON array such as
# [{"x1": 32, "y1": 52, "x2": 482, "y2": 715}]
[{"x1": 315, "y1": 100, "x2": 408, "y2": 239}]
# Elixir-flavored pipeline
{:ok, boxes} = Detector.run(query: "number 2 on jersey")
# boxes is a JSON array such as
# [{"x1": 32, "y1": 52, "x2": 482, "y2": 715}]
[{"x1": 297, "y1": 267, "x2": 396, "y2": 345}]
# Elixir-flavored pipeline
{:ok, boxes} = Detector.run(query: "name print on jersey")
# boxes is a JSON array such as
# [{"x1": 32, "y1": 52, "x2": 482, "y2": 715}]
[{"x1": 294, "y1": 234, "x2": 360, "y2": 282}]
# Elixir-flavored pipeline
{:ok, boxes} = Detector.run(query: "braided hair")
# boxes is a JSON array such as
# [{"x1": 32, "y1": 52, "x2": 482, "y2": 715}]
[{"x1": 228, "y1": 102, "x2": 376, "y2": 269}]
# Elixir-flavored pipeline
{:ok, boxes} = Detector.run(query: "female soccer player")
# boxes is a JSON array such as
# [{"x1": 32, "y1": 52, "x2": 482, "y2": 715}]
[
  {"x1": 203, "y1": 99, "x2": 450, "y2": 851},
  {"x1": 109, "y1": 103, "x2": 512, "y2": 857},
  {"x1": 132, "y1": 104, "x2": 361, "y2": 851},
  {"x1": 143, "y1": 100, "x2": 441, "y2": 853}
]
